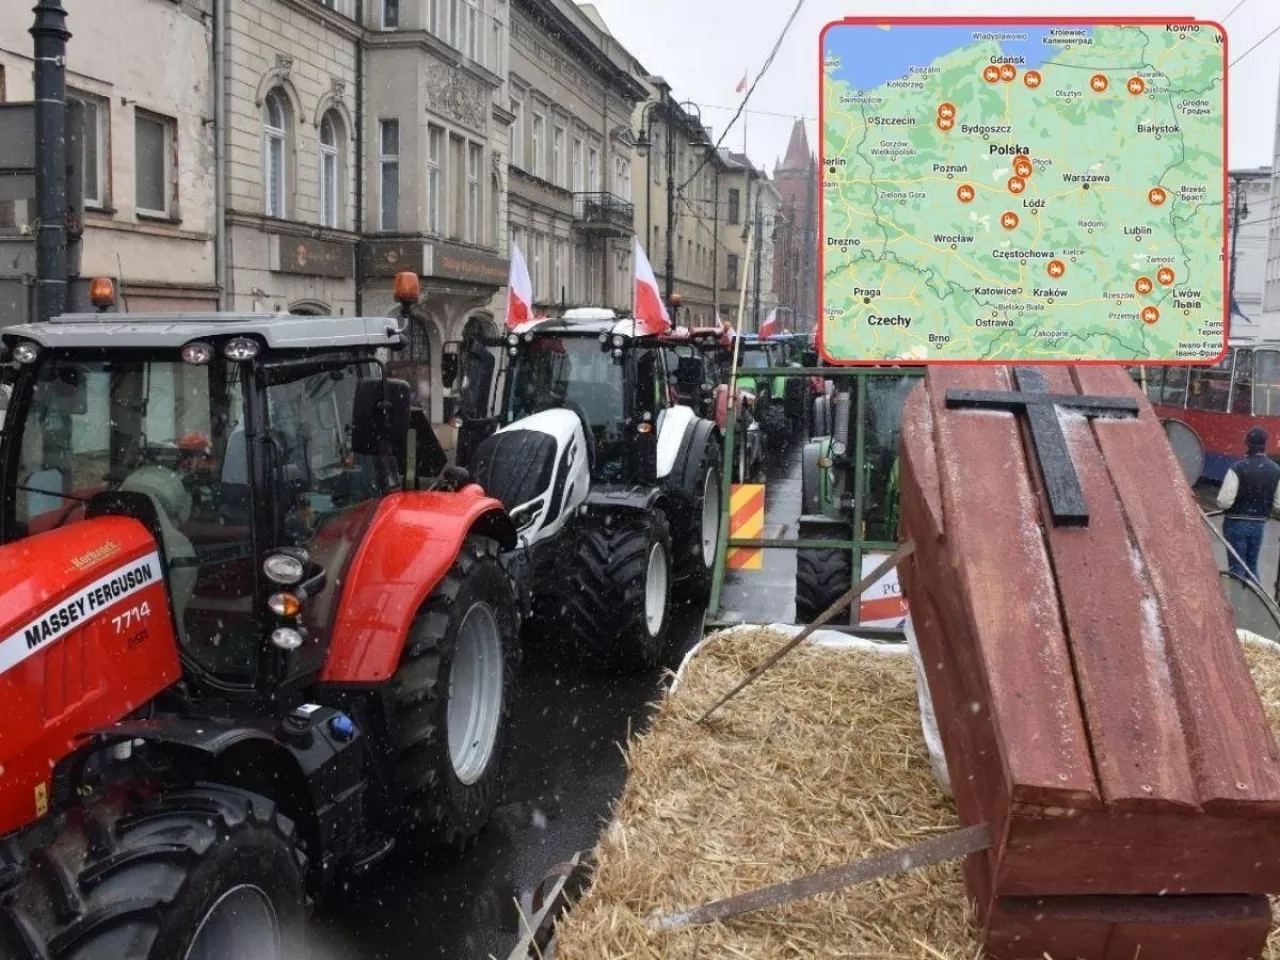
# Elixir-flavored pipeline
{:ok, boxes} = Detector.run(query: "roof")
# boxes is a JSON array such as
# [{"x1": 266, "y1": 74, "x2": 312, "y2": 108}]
[
  {"x1": 779, "y1": 119, "x2": 813, "y2": 172},
  {"x1": 2, "y1": 313, "x2": 402, "y2": 351}
]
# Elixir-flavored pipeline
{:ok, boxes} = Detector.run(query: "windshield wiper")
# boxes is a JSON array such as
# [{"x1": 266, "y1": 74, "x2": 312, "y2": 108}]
[{"x1": 13, "y1": 485, "x2": 92, "y2": 503}]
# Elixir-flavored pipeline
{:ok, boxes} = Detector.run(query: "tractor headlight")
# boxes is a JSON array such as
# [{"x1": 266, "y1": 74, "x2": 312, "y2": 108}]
[
  {"x1": 522, "y1": 332, "x2": 535, "y2": 342},
  {"x1": 271, "y1": 627, "x2": 304, "y2": 651},
  {"x1": 611, "y1": 334, "x2": 625, "y2": 348},
  {"x1": 612, "y1": 348, "x2": 623, "y2": 360},
  {"x1": 263, "y1": 553, "x2": 305, "y2": 585},
  {"x1": 181, "y1": 341, "x2": 214, "y2": 366},
  {"x1": 831, "y1": 440, "x2": 848, "y2": 457},
  {"x1": 507, "y1": 333, "x2": 520, "y2": 347},
  {"x1": 224, "y1": 338, "x2": 260, "y2": 361},
  {"x1": 509, "y1": 347, "x2": 519, "y2": 357},
  {"x1": 599, "y1": 332, "x2": 609, "y2": 344},
  {"x1": 11, "y1": 341, "x2": 39, "y2": 364}
]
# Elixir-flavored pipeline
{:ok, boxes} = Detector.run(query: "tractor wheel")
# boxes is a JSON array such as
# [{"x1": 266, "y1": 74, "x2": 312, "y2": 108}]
[
  {"x1": 795, "y1": 547, "x2": 853, "y2": 625},
  {"x1": 564, "y1": 511, "x2": 673, "y2": 673},
  {"x1": 392, "y1": 535, "x2": 520, "y2": 853},
  {"x1": 760, "y1": 404, "x2": 789, "y2": 458},
  {"x1": 0, "y1": 786, "x2": 306, "y2": 960},
  {"x1": 677, "y1": 444, "x2": 722, "y2": 602}
]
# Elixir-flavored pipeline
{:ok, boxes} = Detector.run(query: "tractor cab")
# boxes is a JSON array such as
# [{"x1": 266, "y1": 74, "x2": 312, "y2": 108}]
[
  {"x1": 458, "y1": 308, "x2": 672, "y2": 487},
  {"x1": 0, "y1": 286, "x2": 436, "y2": 694}
]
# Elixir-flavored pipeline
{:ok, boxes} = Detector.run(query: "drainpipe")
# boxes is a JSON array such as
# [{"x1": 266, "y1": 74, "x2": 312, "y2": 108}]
[
  {"x1": 354, "y1": 0, "x2": 365, "y2": 315},
  {"x1": 213, "y1": 0, "x2": 227, "y2": 309}
]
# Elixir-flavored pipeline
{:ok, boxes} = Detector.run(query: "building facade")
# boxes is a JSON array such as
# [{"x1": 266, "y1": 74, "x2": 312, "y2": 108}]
[
  {"x1": 628, "y1": 78, "x2": 725, "y2": 327},
  {"x1": 1265, "y1": 74, "x2": 1280, "y2": 319},
  {"x1": 715, "y1": 151, "x2": 779, "y2": 332},
  {"x1": 0, "y1": 0, "x2": 217, "y2": 314},
  {"x1": 223, "y1": 0, "x2": 360, "y2": 318},
  {"x1": 1229, "y1": 167, "x2": 1272, "y2": 330},
  {"x1": 361, "y1": 0, "x2": 512, "y2": 422},
  {"x1": 772, "y1": 118, "x2": 817, "y2": 333},
  {"x1": 506, "y1": 0, "x2": 646, "y2": 315}
]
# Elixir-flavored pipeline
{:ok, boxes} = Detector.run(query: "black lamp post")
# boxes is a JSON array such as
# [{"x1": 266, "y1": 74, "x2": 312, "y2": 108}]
[{"x1": 633, "y1": 80, "x2": 674, "y2": 307}]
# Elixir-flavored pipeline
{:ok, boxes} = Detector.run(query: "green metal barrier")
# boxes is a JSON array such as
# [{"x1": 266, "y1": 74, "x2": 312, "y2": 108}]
[{"x1": 708, "y1": 364, "x2": 924, "y2": 640}]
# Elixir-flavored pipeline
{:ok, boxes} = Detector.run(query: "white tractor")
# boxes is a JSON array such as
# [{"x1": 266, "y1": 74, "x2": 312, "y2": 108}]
[{"x1": 453, "y1": 309, "x2": 722, "y2": 671}]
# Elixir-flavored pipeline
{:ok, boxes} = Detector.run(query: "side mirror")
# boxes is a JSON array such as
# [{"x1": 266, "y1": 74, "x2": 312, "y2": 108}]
[
  {"x1": 441, "y1": 340, "x2": 461, "y2": 389},
  {"x1": 351, "y1": 377, "x2": 412, "y2": 461},
  {"x1": 675, "y1": 356, "x2": 703, "y2": 391}
]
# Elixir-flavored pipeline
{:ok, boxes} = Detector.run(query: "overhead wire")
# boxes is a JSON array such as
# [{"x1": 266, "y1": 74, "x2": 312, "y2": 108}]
[
  {"x1": 675, "y1": 0, "x2": 809, "y2": 193},
  {"x1": 1230, "y1": 20, "x2": 1280, "y2": 66}
]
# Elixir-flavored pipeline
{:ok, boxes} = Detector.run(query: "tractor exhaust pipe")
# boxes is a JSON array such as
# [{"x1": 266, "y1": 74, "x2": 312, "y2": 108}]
[{"x1": 833, "y1": 392, "x2": 851, "y2": 455}]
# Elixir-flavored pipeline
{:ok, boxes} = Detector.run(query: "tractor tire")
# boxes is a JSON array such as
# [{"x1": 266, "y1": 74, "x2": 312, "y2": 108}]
[
  {"x1": 760, "y1": 404, "x2": 789, "y2": 458},
  {"x1": 392, "y1": 535, "x2": 520, "y2": 854},
  {"x1": 0, "y1": 785, "x2": 306, "y2": 960},
  {"x1": 563, "y1": 511, "x2": 673, "y2": 673},
  {"x1": 795, "y1": 547, "x2": 853, "y2": 625},
  {"x1": 676, "y1": 444, "x2": 722, "y2": 603}
]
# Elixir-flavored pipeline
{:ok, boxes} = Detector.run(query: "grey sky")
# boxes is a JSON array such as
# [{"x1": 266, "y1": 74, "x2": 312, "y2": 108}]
[{"x1": 589, "y1": 0, "x2": 1280, "y2": 173}]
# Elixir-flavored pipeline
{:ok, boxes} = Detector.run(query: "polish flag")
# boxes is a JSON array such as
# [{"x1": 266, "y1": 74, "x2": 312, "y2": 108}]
[
  {"x1": 735, "y1": 72, "x2": 747, "y2": 95},
  {"x1": 759, "y1": 309, "x2": 780, "y2": 338},
  {"x1": 506, "y1": 243, "x2": 534, "y2": 329},
  {"x1": 632, "y1": 239, "x2": 671, "y2": 336}
]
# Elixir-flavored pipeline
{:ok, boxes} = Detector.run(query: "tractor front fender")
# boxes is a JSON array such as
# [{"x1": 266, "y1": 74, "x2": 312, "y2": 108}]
[
  {"x1": 318, "y1": 488, "x2": 514, "y2": 684},
  {"x1": 670, "y1": 417, "x2": 720, "y2": 499}
]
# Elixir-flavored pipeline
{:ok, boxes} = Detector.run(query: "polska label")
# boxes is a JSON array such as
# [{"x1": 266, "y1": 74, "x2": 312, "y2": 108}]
[{"x1": 0, "y1": 552, "x2": 161, "y2": 677}]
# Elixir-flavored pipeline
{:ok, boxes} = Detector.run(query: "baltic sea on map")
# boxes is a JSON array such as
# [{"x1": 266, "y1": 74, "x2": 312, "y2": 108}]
[{"x1": 821, "y1": 22, "x2": 1226, "y2": 364}]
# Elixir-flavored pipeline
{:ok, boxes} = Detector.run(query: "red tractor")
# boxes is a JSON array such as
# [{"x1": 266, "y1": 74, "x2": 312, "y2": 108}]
[{"x1": 0, "y1": 276, "x2": 521, "y2": 958}]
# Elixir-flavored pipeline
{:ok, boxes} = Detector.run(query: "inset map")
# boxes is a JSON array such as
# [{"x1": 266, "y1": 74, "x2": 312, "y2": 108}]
[{"x1": 820, "y1": 20, "x2": 1226, "y2": 363}]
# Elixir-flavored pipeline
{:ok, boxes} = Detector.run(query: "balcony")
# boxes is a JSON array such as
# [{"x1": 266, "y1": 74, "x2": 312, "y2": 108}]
[{"x1": 573, "y1": 192, "x2": 634, "y2": 237}]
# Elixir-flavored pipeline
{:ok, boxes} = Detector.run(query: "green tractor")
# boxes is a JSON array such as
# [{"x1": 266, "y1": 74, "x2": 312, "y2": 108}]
[
  {"x1": 793, "y1": 372, "x2": 919, "y2": 623},
  {"x1": 735, "y1": 336, "x2": 805, "y2": 457}
]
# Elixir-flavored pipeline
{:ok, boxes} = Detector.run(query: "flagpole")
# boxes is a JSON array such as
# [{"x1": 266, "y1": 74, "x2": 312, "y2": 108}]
[{"x1": 742, "y1": 70, "x2": 748, "y2": 157}]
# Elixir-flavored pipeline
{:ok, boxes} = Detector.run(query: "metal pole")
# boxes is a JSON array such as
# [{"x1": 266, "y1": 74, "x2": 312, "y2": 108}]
[
  {"x1": 644, "y1": 106, "x2": 653, "y2": 260},
  {"x1": 1228, "y1": 175, "x2": 1245, "y2": 322},
  {"x1": 708, "y1": 218, "x2": 757, "y2": 618},
  {"x1": 712, "y1": 165, "x2": 720, "y2": 319},
  {"x1": 213, "y1": 0, "x2": 227, "y2": 309},
  {"x1": 752, "y1": 202, "x2": 763, "y2": 331},
  {"x1": 31, "y1": 0, "x2": 70, "y2": 322},
  {"x1": 664, "y1": 87, "x2": 675, "y2": 308}
]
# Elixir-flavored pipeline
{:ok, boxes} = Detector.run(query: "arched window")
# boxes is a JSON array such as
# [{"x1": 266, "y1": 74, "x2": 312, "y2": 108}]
[
  {"x1": 319, "y1": 111, "x2": 342, "y2": 228},
  {"x1": 263, "y1": 90, "x2": 288, "y2": 218}
]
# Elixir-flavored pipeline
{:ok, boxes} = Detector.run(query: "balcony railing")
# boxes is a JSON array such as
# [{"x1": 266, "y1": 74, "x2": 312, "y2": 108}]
[{"x1": 573, "y1": 192, "x2": 634, "y2": 235}]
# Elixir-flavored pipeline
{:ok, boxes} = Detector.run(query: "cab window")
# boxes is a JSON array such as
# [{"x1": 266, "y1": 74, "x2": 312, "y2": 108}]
[
  {"x1": 1255, "y1": 351, "x2": 1280, "y2": 417},
  {"x1": 1186, "y1": 350, "x2": 1233, "y2": 413}
]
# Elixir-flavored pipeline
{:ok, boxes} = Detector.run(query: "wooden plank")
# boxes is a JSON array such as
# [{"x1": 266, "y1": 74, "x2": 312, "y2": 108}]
[
  {"x1": 1074, "y1": 366, "x2": 1280, "y2": 812},
  {"x1": 1024, "y1": 366, "x2": 1197, "y2": 813},
  {"x1": 984, "y1": 894, "x2": 1269, "y2": 960},
  {"x1": 924, "y1": 366, "x2": 1097, "y2": 809},
  {"x1": 996, "y1": 805, "x2": 1280, "y2": 895}
]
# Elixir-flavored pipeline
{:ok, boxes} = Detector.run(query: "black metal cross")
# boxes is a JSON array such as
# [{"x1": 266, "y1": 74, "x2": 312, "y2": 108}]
[{"x1": 944, "y1": 368, "x2": 1139, "y2": 528}]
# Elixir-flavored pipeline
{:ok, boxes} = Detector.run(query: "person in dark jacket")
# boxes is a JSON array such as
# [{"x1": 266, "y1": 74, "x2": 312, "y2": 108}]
[{"x1": 1217, "y1": 426, "x2": 1280, "y2": 582}]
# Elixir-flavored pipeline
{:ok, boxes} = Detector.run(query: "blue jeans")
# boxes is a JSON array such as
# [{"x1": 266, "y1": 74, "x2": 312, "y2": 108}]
[{"x1": 1224, "y1": 517, "x2": 1267, "y2": 583}]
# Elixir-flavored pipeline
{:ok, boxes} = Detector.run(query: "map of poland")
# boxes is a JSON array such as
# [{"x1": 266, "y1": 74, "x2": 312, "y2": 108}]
[{"x1": 820, "y1": 21, "x2": 1226, "y2": 364}]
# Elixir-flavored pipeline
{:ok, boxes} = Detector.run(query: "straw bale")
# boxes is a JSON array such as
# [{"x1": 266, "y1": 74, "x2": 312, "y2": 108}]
[{"x1": 550, "y1": 629, "x2": 1280, "y2": 960}]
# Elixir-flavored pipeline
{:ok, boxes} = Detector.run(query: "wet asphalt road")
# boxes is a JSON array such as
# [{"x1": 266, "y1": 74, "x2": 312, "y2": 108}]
[
  {"x1": 306, "y1": 598, "x2": 709, "y2": 960},
  {"x1": 307, "y1": 442, "x2": 804, "y2": 960}
]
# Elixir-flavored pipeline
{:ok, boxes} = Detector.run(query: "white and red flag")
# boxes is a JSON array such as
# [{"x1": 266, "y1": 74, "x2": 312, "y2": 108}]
[
  {"x1": 632, "y1": 239, "x2": 672, "y2": 336},
  {"x1": 735, "y1": 72, "x2": 747, "y2": 95},
  {"x1": 759, "y1": 308, "x2": 780, "y2": 338},
  {"x1": 506, "y1": 243, "x2": 534, "y2": 329}
]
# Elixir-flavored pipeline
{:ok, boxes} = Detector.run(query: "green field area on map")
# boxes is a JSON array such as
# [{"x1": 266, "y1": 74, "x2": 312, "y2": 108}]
[{"x1": 821, "y1": 22, "x2": 1226, "y2": 363}]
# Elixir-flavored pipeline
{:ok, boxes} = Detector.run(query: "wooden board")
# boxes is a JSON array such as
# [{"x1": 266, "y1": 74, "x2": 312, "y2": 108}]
[
  {"x1": 984, "y1": 894, "x2": 1270, "y2": 960},
  {"x1": 1074, "y1": 366, "x2": 1280, "y2": 812},
  {"x1": 923, "y1": 366, "x2": 1098, "y2": 810}
]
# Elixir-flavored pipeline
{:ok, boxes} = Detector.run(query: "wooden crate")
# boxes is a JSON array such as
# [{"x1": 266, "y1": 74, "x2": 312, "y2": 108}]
[{"x1": 898, "y1": 365, "x2": 1280, "y2": 959}]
